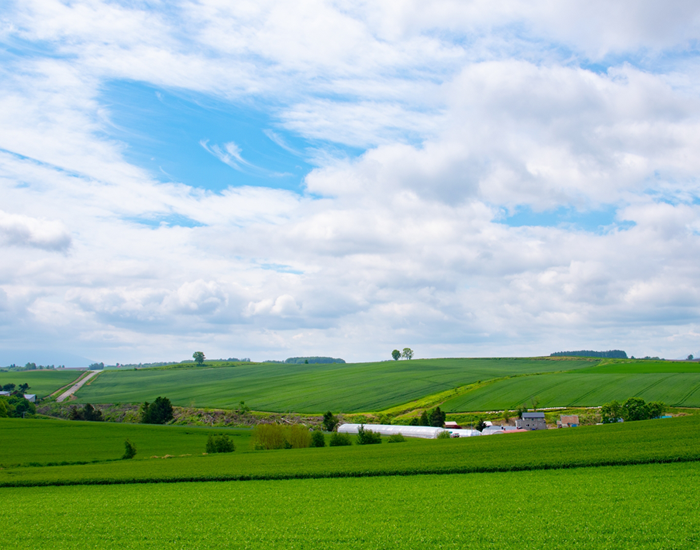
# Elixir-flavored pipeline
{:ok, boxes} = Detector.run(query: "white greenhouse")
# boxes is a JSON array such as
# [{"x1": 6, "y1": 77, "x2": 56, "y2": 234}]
[
  {"x1": 337, "y1": 423, "x2": 447, "y2": 439},
  {"x1": 446, "y1": 429, "x2": 481, "y2": 437}
]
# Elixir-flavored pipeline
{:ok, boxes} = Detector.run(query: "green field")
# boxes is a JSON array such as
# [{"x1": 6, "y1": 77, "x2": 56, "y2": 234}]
[
  {"x1": 0, "y1": 369, "x2": 82, "y2": 398},
  {"x1": 0, "y1": 418, "x2": 252, "y2": 466},
  {"x1": 442, "y1": 369, "x2": 700, "y2": 412},
  {"x1": 74, "y1": 358, "x2": 594, "y2": 412},
  {"x1": 1, "y1": 462, "x2": 698, "y2": 549},
  {"x1": 1, "y1": 415, "x2": 697, "y2": 487},
  {"x1": 581, "y1": 360, "x2": 700, "y2": 373}
]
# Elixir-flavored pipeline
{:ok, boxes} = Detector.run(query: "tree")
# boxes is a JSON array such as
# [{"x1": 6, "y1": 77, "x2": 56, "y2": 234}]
[
  {"x1": 2, "y1": 383, "x2": 15, "y2": 392},
  {"x1": 89, "y1": 362, "x2": 104, "y2": 370},
  {"x1": 502, "y1": 409, "x2": 512, "y2": 424},
  {"x1": 193, "y1": 351, "x2": 205, "y2": 365},
  {"x1": 621, "y1": 397, "x2": 648, "y2": 421},
  {"x1": 141, "y1": 396, "x2": 174, "y2": 424},
  {"x1": 322, "y1": 411, "x2": 339, "y2": 432},
  {"x1": 601, "y1": 400, "x2": 622, "y2": 423},
  {"x1": 122, "y1": 440, "x2": 137, "y2": 459},
  {"x1": 409, "y1": 417, "x2": 419, "y2": 426},
  {"x1": 429, "y1": 407, "x2": 446, "y2": 428},
  {"x1": 310, "y1": 430, "x2": 326, "y2": 447},
  {"x1": 647, "y1": 401, "x2": 666, "y2": 419},
  {"x1": 419, "y1": 410, "x2": 430, "y2": 426},
  {"x1": 18, "y1": 383, "x2": 30, "y2": 393},
  {"x1": 688, "y1": 355, "x2": 694, "y2": 361},
  {"x1": 401, "y1": 348, "x2": 414, "y2": 360},
  {"x1": 0, "y1": 398, "x2": 10, "y2": 418},
  {"x1": 391, "y1": 349, "x2": 401, "y2": 361},
  {"x1": 474, "y1": 418, "x2": 486, "y2": 432}
]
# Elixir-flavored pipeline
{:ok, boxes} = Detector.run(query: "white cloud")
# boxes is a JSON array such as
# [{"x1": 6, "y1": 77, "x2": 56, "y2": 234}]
[{"x1": 0, "y1": 0, "x2": 700, "y2": 364}]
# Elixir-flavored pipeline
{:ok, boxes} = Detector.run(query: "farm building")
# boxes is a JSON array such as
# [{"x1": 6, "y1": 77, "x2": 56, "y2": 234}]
[
  {"x1": 444, "y1": 421, "x2": 461, "y2": 429},
  {"x1": 557, "y1": 415, "x2": 579, "y2": 428},
  {"x1": 337, "y1": 423, "x2": 446, "y2": 439},
  {"x1": 0, "y1": 391, "x2": 9, "y2": 397},
  {"x1": 515, "y1": 412, "x2": 547, "y2": 430},
  {"x1": 24, "y1": 394, "x2": 36, "y2": 403}
]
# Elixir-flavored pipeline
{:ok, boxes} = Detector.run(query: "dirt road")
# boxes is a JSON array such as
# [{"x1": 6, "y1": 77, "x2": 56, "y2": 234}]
[{"x1": 56, "y1": 370, "x2": 100, "y2": 403}]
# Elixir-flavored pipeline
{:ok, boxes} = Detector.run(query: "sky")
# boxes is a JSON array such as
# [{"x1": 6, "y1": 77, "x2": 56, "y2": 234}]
[{"x1": 1, "y1": 1, "x2": 700, "y2": 366}]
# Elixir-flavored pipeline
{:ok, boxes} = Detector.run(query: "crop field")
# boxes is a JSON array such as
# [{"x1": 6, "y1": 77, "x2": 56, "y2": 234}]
[
  {"x1": 441, "y1": 370, "x2": 700, "y2": 411},
  {"x1": 581, "y1": 360, "x2": 700, "y2": 373},
  {"x1": 0, "y1": 418, "x2": 252, "y2": 466},
  {"x1": 0, "y1": 369, "x2": 82, "y2": 398},
  {"x1": 1, "y1": 415, "x2": 698, "y2": 487},
  {"x1": 1, "y1": 462, "x2": 699, "y2": 549},
  {"x1": 74, "y1": 358, "x2": 594, "y2": 412}
]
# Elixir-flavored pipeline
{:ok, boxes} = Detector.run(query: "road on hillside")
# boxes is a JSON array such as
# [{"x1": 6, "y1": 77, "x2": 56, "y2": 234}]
[{"x1": 56, "y1": 371, "x2": 100, "y2": 403}]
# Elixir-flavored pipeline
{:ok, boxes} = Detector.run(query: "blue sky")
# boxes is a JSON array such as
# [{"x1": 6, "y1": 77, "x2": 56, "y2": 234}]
[{"x1": 1, "y1": 1, "x2": 700, "y2": 365}]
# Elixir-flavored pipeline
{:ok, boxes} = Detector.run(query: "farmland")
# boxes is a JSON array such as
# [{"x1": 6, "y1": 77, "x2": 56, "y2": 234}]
[
  {"x1": 74, "y1": 358, "x2": 594, "y2": 412},
  {"x1": 0, "y1": 418, "x2": 252, "y2": 467},
  {"x1": 0, "y1": 369, "x2": 82, "y2": 398},
  {"x1": 1, "y1": 462, "x2": 699, "y2": 549},
  {"x1": 441, "y1": 369, "x2": 700, "y2": 412},
  {"x1": 1, "y1": 415, "x2": 698, "y2": 487}
]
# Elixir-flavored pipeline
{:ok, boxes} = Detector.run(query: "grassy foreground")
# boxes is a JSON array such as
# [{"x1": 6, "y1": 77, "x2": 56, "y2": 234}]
[
  {"x1": 0, "y1": 370, "x2": 82, "y2": 398},
  {"x1": 74, "y1": 358, "x2": 594, "y2": 412},
  {"x1": 0, "y1": 418, "x2": 252, "y2": 466},
  {"x1": 1, "y1": 415, "x2": 698, "y2": 487},
  {"x1": 442, "y1": 360, "x2": 700, "y2": 411},
  {"x1": 1, "y1": 462, "x2": 699, "y2": 549}
]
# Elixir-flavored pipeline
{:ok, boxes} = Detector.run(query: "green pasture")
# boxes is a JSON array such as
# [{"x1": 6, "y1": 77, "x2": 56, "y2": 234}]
[
  {"x1": 0, "y1": 370, "x2": 82, "y2": 398},
  {"x1": 1, "y1": 415, "x2": 697, "y2": 487},
  {"x1": 0, "y1": 418, "x2": 251, "y2": 466},
  {"x1": 581, "y1": 360, "x2": 700, "y2": 373},
  {"x1": 74, "y1": 358, "x2": 594, "y2": 412},
  {"x1": 441, "y1": 371, "x2": 700, "y2": 411},
  {"x1": 1, "y1": 462, "x2": 699, "y2": 549}
]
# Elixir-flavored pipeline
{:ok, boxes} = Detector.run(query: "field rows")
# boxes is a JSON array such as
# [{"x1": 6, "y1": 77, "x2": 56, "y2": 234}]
[
  {"x1": 1, "y1": 415, "x2": 698, "y2": 487},
  {"x1": 1, "y1": 462, "x2": 699, "y2": 549},
  {"x1": 74, "y1": 358, "x2": 592, "y2": 412},
  {"x1": 441, "y1": 371, "x2": 700, "y2": 411},
  {"x1": 0, "y1": 370, "x2": 82, "y2": 398}
]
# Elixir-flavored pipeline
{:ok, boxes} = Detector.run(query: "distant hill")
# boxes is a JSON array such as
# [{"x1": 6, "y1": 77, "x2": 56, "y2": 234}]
[
  {"x1": 550, "y1": 350, "x2": 628, "y2": 359},
  {"x1": 284, "y1": 357, "x2": 346, "y2": 364}
]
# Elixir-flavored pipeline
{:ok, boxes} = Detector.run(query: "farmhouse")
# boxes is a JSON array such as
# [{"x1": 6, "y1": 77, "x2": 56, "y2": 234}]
[
  {"x1": 444, "y1": 421, "x2": 461, "y2": 429},
  {"x1": 557, "y1": 415, "x2": 579, "y2": 428},
  {"x1": 515, "y1": 412, "x2": 547, "y2": 430}
]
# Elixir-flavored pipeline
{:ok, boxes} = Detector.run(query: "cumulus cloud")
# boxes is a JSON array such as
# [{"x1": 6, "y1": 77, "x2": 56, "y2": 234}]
[
  {"x1": 0, "y1": 0, "x2": 699, "y2": 363},
  {"x1": 0, "y1": 210, "x2": 71, "y2": 251}
]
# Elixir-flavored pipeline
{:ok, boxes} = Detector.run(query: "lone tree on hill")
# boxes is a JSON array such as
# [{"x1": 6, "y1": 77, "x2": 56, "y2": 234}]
[
  {"x1": 193, "y1": 351, "x2": 205, "y2": 365},
  {"x1": 392, "y1": 349, "x2": 401, "y2": 361},
  {"x1": 401, "y1": 348, "x2": 414, "y2": 360}
]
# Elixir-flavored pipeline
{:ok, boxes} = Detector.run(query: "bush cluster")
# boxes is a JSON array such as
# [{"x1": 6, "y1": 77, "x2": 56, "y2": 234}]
[
  {"x1": 310, "y1": 430, "x2": 326, "y2": 447},
  {"x1": 69, "y1": 403, "x2": 103, "y2": 422},
  {"x1": 122, "y1": 439, "x2": 137, "y2": 459},
  {"x1": 206, "y1": 434, "x2": 235, "y2": 453},
  {"x1": 356, "y1": 425, "x2": 382, "y2": 445},
  {"x1": 0, "y1": 395, "x2": 36, "y2": 418},
  {"x1": 140, "y1": 397, "x2": 174, "y2": 424},
  {"x1": 601, "y1": 397, "x2": 666, "y2": 423},
  {"x1": 409, "y1": 407, "x2": 446, "y2": 427},
  {"x1": 329, "y1": 432, "x2": 352, "y2": 446},
  {"x1": 252, "y1": 424, "x2": 312, "y2": 450},
  {"x1": 386, "y1": 433, "x2": 405, "y2": 443}
]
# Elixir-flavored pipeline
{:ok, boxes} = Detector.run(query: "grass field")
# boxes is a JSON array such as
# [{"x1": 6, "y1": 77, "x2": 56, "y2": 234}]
[
  {"x1": 1, "y1": 415, "x2": 698, "y2": 487},
  {"x1": 1, "y1": 462, "x2": 699, "y2": 549},
  {"x1": 0, "y1": 418, "x2": 252, "y2": 466},
  {"x1": 441, "y1": 369, "x2": 700, "y2": 412},
  {"x1": 0, "y1": 370, "x2": 83, "y2": 398},
  {"x1": 581, "y1": 360, "x2": 700, "y2": 373},
  {"x1": 74, "y1": 358, "x2": 594, "y2": 412}
]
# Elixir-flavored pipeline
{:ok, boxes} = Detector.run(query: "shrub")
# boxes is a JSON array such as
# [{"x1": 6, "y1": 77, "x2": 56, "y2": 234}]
[
  {"x1": 387, "y1": 433, "x2": 405, "y2": 443},
  {"x1": 409, "y1": 417, "x2": 419, "y2": 426},
  {"x1": 474, "y1": 418, "x2": 486, "y2": 432},
  {"x1": 0, "y1": 397, "x2": 9, "y2": 418},
  {"x1": 310, "y1": 430, "x2": 326, "y2": 447},
  {"x1": 122, "y1": 440, "x2": 137, "y2": 459},
  {"x1": 437, "y1": 430, "x2": 452, "y2": 439},
  {"x1": 70, "y1": 403, "x2": 103, "y2": 422},
  {"x1": 356, "y1": 425, "x2": 382, "y2": 445},
  {"x1": 206, "y1": 434, "x2": 235, "y2": 453},
  {"x1": 287, "y1": 425, "x2": 312, "y2": 449},
  {"x1": 329, "y1": 432, "x2": 352, "y2": 446},
  {"x1": 252, "y1": 424, "x2": 287, "y2": 450}
]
